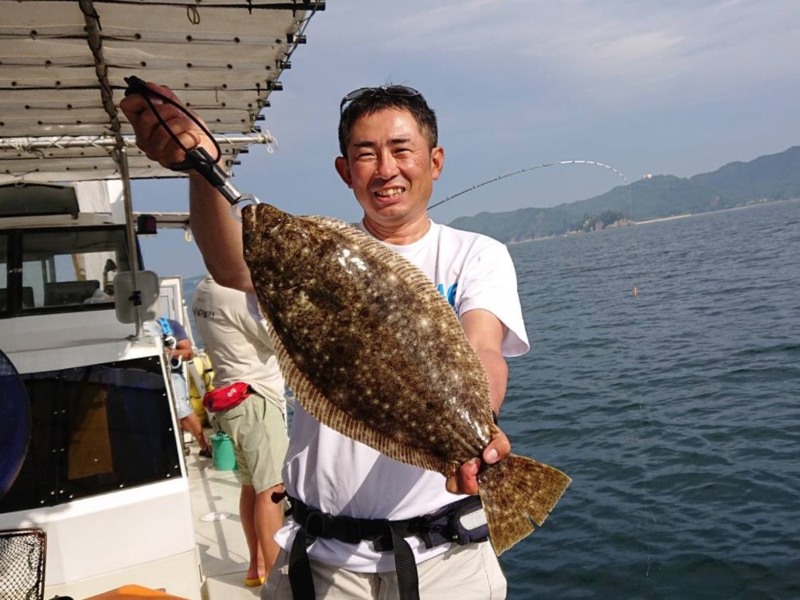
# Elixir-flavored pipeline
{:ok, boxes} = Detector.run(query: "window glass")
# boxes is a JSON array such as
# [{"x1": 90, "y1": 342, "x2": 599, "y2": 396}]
[
  {"x1": 1, "y1": 227, "x2": 130, "y2": 313},
  {"x1": 0, "y1": 356, "x2": 182, "y2": 514}
]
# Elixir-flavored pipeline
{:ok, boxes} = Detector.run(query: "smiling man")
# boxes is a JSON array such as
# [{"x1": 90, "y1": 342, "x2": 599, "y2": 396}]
[
  {"x1": 120, "y1": 83, "x2": 529, "y2": 600},
  {"x1": 334, "y1": 90, "x2": 443, "y2": 244}
]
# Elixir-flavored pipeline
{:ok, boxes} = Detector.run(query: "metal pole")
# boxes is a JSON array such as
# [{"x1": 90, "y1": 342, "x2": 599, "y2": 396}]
[
  {"x1": 0, "y1": 133, "x2": 273, "y2": 151},
  {"x1": 116, "y1": 146, "x2": 143, "y2": 338}
]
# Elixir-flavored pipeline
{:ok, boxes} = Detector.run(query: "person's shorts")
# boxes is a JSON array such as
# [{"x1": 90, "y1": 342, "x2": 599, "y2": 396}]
[
  {"x1": 216, "y1": 391, "x2": 288, "y2": 493},
  {"x1": 170, "y1": 372, "x2": 194, "y2": 420}
]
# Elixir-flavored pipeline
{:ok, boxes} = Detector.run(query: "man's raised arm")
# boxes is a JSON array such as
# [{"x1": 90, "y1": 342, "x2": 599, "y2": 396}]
[{"x1": 119, "y1": 82, "x2": 254, "y2": 292}]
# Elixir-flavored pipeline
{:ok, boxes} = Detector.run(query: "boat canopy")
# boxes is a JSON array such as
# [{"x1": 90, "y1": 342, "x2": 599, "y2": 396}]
[{"x1": 0, "y1": 0, "x2": 325, "y2": 185}]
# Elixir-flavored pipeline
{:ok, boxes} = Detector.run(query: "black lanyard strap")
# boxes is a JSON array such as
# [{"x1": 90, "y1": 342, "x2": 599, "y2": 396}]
[{"x1": 285, "y1": 495, "x2": 486, "y2": 600}]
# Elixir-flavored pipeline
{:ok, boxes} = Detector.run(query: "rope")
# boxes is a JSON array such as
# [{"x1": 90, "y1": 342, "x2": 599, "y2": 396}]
[{"x1": 78, "y1": 0, "x2": 126, "y2": 151}]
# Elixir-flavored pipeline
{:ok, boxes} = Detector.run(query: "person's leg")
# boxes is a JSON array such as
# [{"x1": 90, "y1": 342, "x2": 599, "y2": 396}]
[
  {"x1": 255, "y1": 483, "x2": 285, "y2": 576},
  {"x1": 240, "y1": 484, "x2": 264, "y2": 581},
  {"x1": 215, "y1": 409, "x2": 263, "y2": 584},
  {"x1": 179, "y1": 412, "x2": 210, "y2": 453},
  {"x1": 172, "y1": 372, "x2": 210, "y2": 453},
  {"x1": 223, "y1": 393, "x2": 289, "y2": 580}
]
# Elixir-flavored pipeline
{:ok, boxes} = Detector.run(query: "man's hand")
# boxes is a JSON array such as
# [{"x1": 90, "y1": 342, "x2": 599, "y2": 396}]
[
  {"x1": 119, "y1": 82, "x2": 214, "y2": 169},
  {"x1": 121, "y1": 80, "x2": 255, "y2": 292},
  {"x1": 172, "y1": 338, "x2": 195, "y2": 362},
  {"x1": 446, "y1": 428, "x2": 511, "y2": 495}
]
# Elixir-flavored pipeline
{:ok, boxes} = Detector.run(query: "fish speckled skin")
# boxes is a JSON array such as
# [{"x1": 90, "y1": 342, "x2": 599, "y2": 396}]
[{"x1": 242, "y1": 203, "x2": 570, "y2": 555}]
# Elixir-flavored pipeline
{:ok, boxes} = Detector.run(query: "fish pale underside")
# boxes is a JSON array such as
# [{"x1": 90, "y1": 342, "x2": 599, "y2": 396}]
[{"x1": 242, "y1": 203, "x2": 571, "y2": 555}]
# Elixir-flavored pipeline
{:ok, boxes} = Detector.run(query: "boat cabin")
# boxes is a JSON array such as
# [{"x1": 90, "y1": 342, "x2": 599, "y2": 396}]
[{"x1": 0, "y1": 181, "x2": 200, "y2": 599}]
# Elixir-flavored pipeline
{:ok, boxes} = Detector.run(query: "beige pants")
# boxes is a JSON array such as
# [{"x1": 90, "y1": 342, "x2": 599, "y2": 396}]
[{"x1": 261, "y1": 541, "x2": 506, "y2": 599}]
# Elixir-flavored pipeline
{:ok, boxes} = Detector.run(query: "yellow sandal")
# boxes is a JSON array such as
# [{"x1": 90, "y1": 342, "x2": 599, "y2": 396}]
[{"x1": 245, "y1": 576, "x2": 265, "y2": 587}]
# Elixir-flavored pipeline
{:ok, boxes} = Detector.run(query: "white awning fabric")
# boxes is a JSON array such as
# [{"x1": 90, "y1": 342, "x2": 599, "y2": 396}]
[{"x1": 0, "y1": 0, "x2": 324, "y2": 184}]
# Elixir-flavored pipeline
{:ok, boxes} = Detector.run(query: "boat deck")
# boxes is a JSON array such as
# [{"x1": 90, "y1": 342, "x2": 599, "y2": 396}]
[{"x1": 185, "y1": 436, "x2": 263, "y2": 600}]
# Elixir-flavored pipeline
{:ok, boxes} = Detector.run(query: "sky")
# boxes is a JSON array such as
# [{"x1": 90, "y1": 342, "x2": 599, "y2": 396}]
[{"x1": 134, "y1": 0, "x2": 800, "y2": 279}]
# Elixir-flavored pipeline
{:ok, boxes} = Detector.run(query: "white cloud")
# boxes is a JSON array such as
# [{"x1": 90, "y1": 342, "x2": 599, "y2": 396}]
[{"x1": 320, "y1": 0, "x2": 800, "y2": 110}]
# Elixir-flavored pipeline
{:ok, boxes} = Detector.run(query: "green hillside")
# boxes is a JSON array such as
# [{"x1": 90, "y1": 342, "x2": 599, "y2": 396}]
[{"x1": 449, "y1": 146, "x2": 800, "y2": 241}]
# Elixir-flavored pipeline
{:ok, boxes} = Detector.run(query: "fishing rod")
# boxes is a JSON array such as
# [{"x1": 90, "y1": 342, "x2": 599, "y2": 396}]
[
  {"x1": 126, "y1": 78, "x2": 633, "y2": 220},
  {"x1": 429, "y1": 159, "x2": 631, "y2": 213}
]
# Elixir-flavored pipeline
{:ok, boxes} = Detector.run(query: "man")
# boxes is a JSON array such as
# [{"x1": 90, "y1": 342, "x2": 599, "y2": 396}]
[
  {"x1": 192, "y1": 275, "x2": 289, "y2": 586},
  {"x1": 121, "y1": 83, "x2": 527, "y2": 599},
  {"x1": 158, "y1": 316, "x2": 212, "y2": 458}
]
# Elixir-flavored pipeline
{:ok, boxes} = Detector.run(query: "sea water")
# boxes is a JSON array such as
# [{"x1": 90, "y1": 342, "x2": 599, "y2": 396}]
[{"x1": 501, "y1": 199, "x2": 800, "y2": 599}]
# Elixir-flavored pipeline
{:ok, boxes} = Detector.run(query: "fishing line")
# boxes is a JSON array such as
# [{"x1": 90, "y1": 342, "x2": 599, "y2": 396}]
[{"x1": 429, "y1": 159, "x2": 631, "y2": 216}]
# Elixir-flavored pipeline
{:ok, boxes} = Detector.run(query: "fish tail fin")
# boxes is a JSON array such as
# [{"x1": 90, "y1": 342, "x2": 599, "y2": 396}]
[{"x1": 479, "y1": 454, "x2": 571, "y2": 555}]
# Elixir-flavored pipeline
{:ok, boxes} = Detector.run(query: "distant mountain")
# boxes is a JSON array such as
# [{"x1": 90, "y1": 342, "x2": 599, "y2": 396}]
[{"x1": 449, "y1": 146, "x2": 800, "y2": 242}]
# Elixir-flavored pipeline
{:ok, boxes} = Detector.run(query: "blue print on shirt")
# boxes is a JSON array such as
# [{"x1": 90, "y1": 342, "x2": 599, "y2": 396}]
[{"x1": 436, "y1": 282, "x2": 458, "y2": 309}]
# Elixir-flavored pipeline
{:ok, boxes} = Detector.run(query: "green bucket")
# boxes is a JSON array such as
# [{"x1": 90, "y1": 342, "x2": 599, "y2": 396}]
[{"x1": 210, "y1": 432, "x2": 237, "y2": 471}]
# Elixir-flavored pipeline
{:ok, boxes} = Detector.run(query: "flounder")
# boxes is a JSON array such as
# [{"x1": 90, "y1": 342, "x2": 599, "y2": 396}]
[{"x1": 242, "y1": 203, "x2": 571, "y2": 555}]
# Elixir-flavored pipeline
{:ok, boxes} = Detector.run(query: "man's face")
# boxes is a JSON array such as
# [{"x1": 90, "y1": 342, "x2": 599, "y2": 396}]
[{"x1": 335, "y1": 107, "x2": 444, "y2": 231}]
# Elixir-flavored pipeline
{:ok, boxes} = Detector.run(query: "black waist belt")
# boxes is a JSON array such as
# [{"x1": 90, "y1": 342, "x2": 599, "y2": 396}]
[{"x1": 286, "y1": 495, "x2": 488, "y2": 600}]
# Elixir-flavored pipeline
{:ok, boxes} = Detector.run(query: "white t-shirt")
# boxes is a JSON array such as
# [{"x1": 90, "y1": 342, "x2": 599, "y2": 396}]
[
  {"x1": 191, "y1": 275, "x2": 285, "y2": 408},
  {"x1": 274, "y1": 220, "x2": 529, "y2": 572}
]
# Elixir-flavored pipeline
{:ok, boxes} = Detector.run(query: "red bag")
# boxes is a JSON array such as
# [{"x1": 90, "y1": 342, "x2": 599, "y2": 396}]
[{"x1": 203, "y1": 382, "x2": 252, "y2": 412}]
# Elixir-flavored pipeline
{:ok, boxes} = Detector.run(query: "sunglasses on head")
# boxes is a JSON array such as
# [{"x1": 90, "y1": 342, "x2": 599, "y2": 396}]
[{"x1": 339, "y1": 85, "x2": 421, "y2": 114}]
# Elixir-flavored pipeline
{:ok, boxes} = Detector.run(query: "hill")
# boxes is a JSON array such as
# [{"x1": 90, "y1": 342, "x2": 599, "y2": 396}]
[{"x1": 449, "y1": 146, "x2": 800, "y2": 242}]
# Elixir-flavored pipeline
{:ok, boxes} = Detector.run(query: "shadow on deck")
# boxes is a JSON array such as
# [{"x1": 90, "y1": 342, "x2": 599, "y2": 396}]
[{"x1": 186, "y1": 443, "x2": 262, "y2": 600}]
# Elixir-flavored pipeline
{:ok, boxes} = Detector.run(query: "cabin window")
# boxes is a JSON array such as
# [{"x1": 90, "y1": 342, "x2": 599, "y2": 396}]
[
  {"x1": 0, "y1": 226, "x2": 129, "y2": 317},
  {"x1": 0, "y1": 356, "x2": 182, "y2": 514}
]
